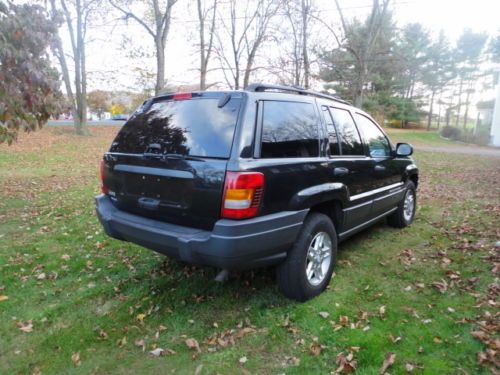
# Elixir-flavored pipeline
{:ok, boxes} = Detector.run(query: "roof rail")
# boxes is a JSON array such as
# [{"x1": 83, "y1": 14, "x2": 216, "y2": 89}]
[{"x1": 245, "y1": 83, "x2": 351, "y2": 105}]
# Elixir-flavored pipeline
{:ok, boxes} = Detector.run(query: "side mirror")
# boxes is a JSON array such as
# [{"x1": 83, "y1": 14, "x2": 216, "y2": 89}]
[{"x1": 395, "y1": 143, "x2": 413, "y2": 156}]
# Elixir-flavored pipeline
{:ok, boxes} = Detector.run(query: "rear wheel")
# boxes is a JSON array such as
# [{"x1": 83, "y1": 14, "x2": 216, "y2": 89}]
[
  {"x1": 387, "y1": 181, "x2": 416, "y2": 228},
  {"x1": 277, "y1": 213, "x2": 337, "y2": 301}
]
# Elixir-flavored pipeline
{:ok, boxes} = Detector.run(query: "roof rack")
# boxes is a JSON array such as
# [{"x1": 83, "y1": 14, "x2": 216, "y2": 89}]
[{"x1": 245, "y1": 83, "x2": 351, "y2": 105}]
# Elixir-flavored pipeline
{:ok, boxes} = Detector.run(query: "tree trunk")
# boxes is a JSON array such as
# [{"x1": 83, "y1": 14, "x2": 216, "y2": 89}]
[
  {"x1": 243, "y1": 46, "x2": 258, "y2": 89},
  {"x1": 155, "y1": 38, "x2": 165, "y2": 95},
  {"x1": 436, "y1": 91, "x2": 443, "y2": 129},
  {"x1": 301, "y1": 0, "x2": 310, "y2": 89},
  {"x1": 427, "y1": 90, "x2": 436, "y2": 131},
  {"x1": 462, "y1": 86, "x2": 472, "y2": 130},
  {"x1": 455, "y1": 77, "x2": 463, "y2": 127},
  {"x1": 197, "y1": 0, "x2": 206, "y2": 90}
]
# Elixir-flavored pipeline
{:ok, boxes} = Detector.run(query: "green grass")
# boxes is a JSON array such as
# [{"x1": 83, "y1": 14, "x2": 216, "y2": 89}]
[
  {"x1": 385, "y1": 128, "x2": 456, "y2": 147},
  {"x1": 1, "y1": 127, "x2": 499, "y2": 374}
]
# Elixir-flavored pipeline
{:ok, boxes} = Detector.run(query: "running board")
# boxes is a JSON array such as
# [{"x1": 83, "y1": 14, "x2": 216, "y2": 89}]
[{"x1": 338, "y1": 207, "x2": 397, "y2": 241}]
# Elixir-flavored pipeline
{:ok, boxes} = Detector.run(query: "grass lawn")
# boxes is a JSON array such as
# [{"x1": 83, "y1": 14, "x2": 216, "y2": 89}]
[
  {"x1": 384, "y1": 128, "x2": 456, "y2": 147},
  {"x1": 1, "y1": 127, "x2": 499, "y2": 374}
]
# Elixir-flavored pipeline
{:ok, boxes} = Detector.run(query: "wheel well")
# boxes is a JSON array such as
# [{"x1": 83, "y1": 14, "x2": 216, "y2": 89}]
[
  {"x1": 309, "y1": 200, "x2": 343, "y2": 230},
  {"x1": 409, "y1": 174, "x2": 418, "y2": 188}
]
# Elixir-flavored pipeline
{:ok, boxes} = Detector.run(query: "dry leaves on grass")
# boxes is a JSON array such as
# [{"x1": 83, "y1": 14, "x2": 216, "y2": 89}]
[
  {"x1": 185, "y1": 338, "x2": 201, "y2": 353},
  {"x1": 205, "y1": 325, "x2": 257, "y2": 350},
  {"x1": 239, "y1": 356, "x2": 248, "y2": 364},
  {"x1": 16, "y1": 320, "x2": 33, "y2": 333},
  {"x1": 0, "y1": 295, "x2": 8, "y2": 302},
  {"x1": 309, "y1": 342, "x2": 324, "y2": 356},
  {"x1": 379, "y1": 352, "x2": 396, "y2": 374},
  {"x1": 71, "y1": 352, "x2": 81, "y2": 366},
  {"x1": 149, "y1": 347, "x2": 176, "y2": 357},
  {"x1": 334, "y1": 351, "x2": 357, "y2": 373}
]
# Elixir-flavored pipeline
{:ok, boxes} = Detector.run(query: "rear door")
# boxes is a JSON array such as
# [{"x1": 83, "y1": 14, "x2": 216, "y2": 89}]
[{"x1": 102, "y1": 93, "x2": 243, "y2": 230}]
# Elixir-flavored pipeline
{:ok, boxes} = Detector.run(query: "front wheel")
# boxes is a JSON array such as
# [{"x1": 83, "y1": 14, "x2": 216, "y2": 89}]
[
  {"x1": 276, "y1": 213, "x2": 337, "y2": 301},
  {"x1": 387, "y1": 181, "x2": 416, "y2": 228}
]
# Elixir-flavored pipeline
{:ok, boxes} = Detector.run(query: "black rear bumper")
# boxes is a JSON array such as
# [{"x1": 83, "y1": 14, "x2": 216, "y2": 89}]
[{"x1": 95, "y1": 194, "x2": 308, "y2": 270}]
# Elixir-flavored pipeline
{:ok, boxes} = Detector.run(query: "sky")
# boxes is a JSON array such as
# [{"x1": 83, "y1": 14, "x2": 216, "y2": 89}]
[{"x1": 61, "y1": 0, "x2": 500, "y2": 93}]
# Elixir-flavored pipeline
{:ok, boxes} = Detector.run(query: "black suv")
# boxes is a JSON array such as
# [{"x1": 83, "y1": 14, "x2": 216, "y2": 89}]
[{"x1": 96, "y1": 84, "x2": 418, "y2": 301}]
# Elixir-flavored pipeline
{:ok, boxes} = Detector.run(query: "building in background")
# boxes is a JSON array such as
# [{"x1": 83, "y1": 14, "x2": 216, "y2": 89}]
[{"x1": 491, "y1": 73, "x2": 500, "y2": 147}]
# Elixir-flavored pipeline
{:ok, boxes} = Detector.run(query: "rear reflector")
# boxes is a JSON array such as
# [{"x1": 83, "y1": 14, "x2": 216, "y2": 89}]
[
  {"x1": 172, "y1": 92, "x2": 192, "y2": 100},
  {"x1": 221, "y1": 172, "x2": 264, "y2": 219},
  {"x1": 100, "y1": 160, "x2": 109, "y2": 194}
]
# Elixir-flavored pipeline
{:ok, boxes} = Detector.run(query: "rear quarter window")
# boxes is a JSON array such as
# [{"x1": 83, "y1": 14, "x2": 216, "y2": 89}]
[
  {"x1": 260, "y1": 101, "x2": 319, "y2": 158},
  {"x1": 109, "y1": 97, "x2": 241, "y2": 158}
]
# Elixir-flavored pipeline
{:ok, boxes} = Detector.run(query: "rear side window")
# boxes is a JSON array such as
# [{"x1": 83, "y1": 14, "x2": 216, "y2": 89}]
[
  {"x1": 261, "y1": 101, "x2": 319, "y2": 158},
  {"x1": 109, "y1": 97, "x2": 241, "y2": 158},
  {"x1": 354, "y1": 113, "x2": 391, "y2": 157},
  {"x1": 321, "y1": 106, "x2": 340, "y2": 156},
  {"x1": 329, "y1": 108, "x2": 364, "y2": 156}
]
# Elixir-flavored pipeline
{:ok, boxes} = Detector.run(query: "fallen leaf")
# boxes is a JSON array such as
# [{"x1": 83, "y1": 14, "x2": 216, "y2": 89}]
[
  {"x1": 405, "y1": 363, "x2": 415, "y2": 372},
  {"x1": 379, "y1": 306, "x2": 386, "y2": 316},
  {"x1": 0, "y1": 295, "x2": 8, "y2": 302},
  {"x1": 339, "y1": 316, "x2": 349, "y2": 326},
  {"x1": 335, "y1": 351, "x2": 357, "y2": 373},
  {"x1": 194, "y1": 364, "x2": 203, "y2": 375},
  {"x1": 61, "y1": 254, "x2": 70, "y2": 261},
  {"x1": 234, "y1": 327, "x2": 256, "y2": 339},
  {"x1": 185, "y1": 338, "x2": 201, "y2": 352},
  {"x1": 134, "y1": 339, "x2": 146, "y2": 351},
  {"x1": 149, "y1": 348, "x2": 165, "y2": 357},
  {"x1": 380, "y1": 352, "x2": 396, "y2": 374},
  {"x1": 319, "y1": 311, "x2": 330, "y2": 319},
  {"x1": 239, "y1": 356, "x2": 248, "y2": 364},
  {"x1": 136, "y1": 313, "x2": 146, "y2": 322},
  {"x1": 98, "y1": 329, "x2": 108, "y2": 339},
  {"x1": 71, "y1": 352, "x2": 81, "y2": 366},
  {"x1": 117, "y1": 336, "x2": 127, "y2": 347},
  {"x1": 36, "y1": 273, "x2": 46, "y2": 280},
  {"x1": 432, "y1": 280, "x2": 448, "y2": 293},
  {"x1": 309, "y1": 342, "x2": 323, "y2": 356},
  {"x1": 17, "y1": 320, "x2": 33, "y2": 333}
]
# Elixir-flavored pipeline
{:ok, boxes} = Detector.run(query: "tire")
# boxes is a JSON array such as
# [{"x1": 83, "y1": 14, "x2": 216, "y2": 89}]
[
  {"x1": 277, "y1": 212, "x2": 337, "y2": 301},
  {"x1": 387, "y1": 181, "x2": 416, "y2": 228}
]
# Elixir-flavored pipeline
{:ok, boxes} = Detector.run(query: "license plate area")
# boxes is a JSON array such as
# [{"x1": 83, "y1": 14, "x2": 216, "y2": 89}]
[{"x1": 124, "y1": 174, "x2": 189, "y2": 207}]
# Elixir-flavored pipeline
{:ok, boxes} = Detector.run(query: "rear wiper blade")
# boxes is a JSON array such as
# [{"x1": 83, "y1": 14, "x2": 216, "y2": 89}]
[{"x1": 163, "y1": 153, "x2": 205, "y2": 162}]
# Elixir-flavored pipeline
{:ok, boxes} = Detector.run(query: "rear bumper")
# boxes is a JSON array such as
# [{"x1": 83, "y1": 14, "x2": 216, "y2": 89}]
[{"x1": 95, "y1": 194, "x2": 308, "y2": 270}]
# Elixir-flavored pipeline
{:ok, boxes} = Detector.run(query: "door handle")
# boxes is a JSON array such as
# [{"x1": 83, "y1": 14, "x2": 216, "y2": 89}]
[
  {"x1": 374, "y1": 165, "x2": 386, "y2": 172},
  {"x1": 333, "y1": 167, "x2": 349, "y2": 176}
]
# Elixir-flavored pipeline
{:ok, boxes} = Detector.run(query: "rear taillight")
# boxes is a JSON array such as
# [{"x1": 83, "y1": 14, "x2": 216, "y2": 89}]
[
  {"x1": 100, "y1": 160, "x2": 109, "y2": 194},
  {"x1": 221, "y1": 172, "x2": 264, "y2": 219}
]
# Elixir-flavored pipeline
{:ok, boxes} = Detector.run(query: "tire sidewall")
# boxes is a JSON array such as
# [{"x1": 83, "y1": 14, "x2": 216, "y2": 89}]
[
  {"x1": 402, "y1": 183, "x2": 417, "y2": 225},
  {"x1": 297, "y1": 215, "x2": 337, "y2": 297}
]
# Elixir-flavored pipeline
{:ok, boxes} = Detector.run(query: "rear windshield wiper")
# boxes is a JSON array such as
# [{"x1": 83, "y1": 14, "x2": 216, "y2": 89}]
[{"x1": 163, "y1": 153, "x2": 205, "y2": 162}]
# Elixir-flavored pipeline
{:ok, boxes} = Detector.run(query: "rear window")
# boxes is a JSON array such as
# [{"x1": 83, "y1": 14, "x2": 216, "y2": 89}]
[
  {"x1": 261, "y1": 101, "x2": 319, "y2": 158},
  {"x1": 109, "y1": 97, "x2": 241, "y2": 158}
]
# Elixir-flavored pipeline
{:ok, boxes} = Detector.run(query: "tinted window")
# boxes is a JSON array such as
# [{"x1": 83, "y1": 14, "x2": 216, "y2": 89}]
[
  {"x1": 354, "y1": 113, "x2": 391, "y2": 157},
  {"x1": 329, "y1": 108, "x2": 364, "y2": 155},
  {"x1": 261, "y1": 101, "x2": 319, "y2": 158},
  {"x1": 321, "y1": 106, "x2": 340, "y2": 155},
  {"x1": 109, "y1": 98, "x2": 241, "y2": 158}
]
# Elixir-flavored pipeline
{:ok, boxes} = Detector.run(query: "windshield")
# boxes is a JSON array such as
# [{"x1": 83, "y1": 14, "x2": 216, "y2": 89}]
[{"x1": 109, "y1": 97, "x2": 241, "y2": 158}]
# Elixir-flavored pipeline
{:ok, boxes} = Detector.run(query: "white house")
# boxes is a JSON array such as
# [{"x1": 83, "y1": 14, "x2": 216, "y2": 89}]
[{"x1": 491, "y1": 73, "x2": 500, "y2": 147}]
